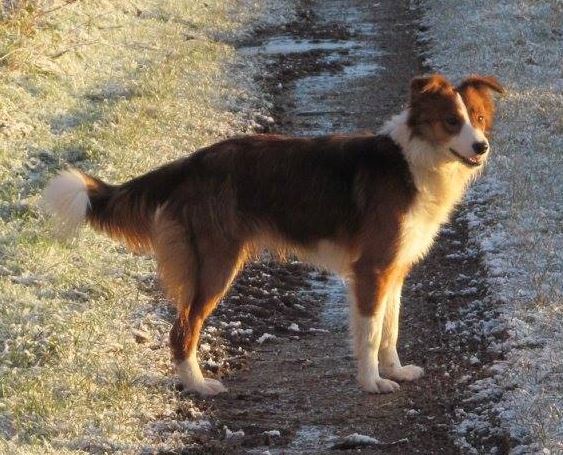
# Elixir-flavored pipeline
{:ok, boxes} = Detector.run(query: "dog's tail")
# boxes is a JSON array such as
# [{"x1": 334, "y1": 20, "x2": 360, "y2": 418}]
[{"x1": 42, "y1": 164, "x2": 184, "y2": 251}]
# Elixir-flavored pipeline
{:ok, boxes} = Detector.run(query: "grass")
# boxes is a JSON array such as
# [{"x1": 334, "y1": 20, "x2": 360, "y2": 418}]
[
  {"x1": 419, "y1": 0, "x2": 562, "y2": 451},
  {"x1": 0, "y1": 0, "x2": 292, "y2": 453}
]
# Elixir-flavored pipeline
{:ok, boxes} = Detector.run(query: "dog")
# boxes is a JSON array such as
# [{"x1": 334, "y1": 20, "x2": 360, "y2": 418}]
[{"x1": 42, "y1": 73, "x2": 504, "y2": 396}]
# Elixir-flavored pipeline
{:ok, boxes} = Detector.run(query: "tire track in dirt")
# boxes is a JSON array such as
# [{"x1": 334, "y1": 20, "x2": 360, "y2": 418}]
[{"x1": 178, "y1": 1, "x2": 502, "y2": 453}]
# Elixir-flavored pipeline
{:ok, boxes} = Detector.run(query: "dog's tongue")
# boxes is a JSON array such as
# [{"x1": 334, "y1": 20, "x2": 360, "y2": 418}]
[{"x1": 468, "y1": 155, "x2": 481, "y2": 164}]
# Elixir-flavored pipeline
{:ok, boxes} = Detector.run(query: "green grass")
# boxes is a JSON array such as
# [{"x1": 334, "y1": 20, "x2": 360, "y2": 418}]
[{"x1": 0, "y1": 0, "x2": 290, "y2": 452}]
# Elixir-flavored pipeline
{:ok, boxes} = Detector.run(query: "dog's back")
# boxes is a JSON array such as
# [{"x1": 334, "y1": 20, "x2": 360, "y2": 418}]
[{"x1": 174, "y1": 133, "x2": 416, "y2": 248}]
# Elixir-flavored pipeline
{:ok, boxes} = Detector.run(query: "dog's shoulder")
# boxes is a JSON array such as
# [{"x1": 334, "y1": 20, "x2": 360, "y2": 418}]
[{"x1": 334, "y1": 134, "x2": 413, "y2": 184}]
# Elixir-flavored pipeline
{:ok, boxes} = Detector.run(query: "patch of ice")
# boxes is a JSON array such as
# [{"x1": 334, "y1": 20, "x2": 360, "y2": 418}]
[
  {"x1": 242, "y1": 37, "x2": 361, "y2": 55},
  {"x1": 309, "y1": 328, "x2": 329, "y2": 333}
]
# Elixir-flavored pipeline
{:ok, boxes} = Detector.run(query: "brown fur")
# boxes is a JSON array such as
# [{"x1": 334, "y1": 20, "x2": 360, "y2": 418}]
[
  {"x1": 48, "y1": 73, "x2": 503, "y2": 394},
  {"x1": 407, "y1": 75, "x2": 466, "y2": 144}
]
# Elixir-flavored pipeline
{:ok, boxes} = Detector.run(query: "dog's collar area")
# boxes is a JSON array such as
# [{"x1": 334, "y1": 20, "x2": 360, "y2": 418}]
[{"x1": 449, "y1": 148, "x2": 483, "y2": 167}]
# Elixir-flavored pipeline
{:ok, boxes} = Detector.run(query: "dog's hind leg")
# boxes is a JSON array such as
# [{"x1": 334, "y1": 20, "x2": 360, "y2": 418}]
[
  {"x1": 154, "y1": 212, "x2": 245, "y2": 396},
  {"x1": 378, "y1": 273, "x2": 424, "y2": 382}
]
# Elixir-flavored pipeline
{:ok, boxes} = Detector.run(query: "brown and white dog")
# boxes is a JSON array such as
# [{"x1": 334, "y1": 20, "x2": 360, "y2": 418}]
[{"x1": 42, "y1": 74, "x2": 503, "y2": 396}]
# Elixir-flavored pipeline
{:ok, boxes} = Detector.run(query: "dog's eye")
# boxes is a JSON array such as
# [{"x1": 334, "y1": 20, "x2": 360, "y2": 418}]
[
  {"x1": 477, "y1": 115, "x2": 484, "y2": 123},
  {"x1": 445, "y1": 116, "x2": 459, "y2": 127}
]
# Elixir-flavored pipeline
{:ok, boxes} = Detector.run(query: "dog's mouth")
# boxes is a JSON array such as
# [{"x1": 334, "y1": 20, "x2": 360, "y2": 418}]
[{"x1": 449, "y1": 148, "x2": 484, "y2": 168}]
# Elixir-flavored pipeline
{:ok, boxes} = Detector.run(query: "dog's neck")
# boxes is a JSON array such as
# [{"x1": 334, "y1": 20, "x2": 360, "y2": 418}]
[{"x1": 380, "y1": 109, "x2": 480, "y2": 224}]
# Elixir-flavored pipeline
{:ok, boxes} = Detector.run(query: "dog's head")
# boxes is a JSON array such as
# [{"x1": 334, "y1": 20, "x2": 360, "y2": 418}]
[{"x1": 407, "y1": 73, "x2": 504, "y2": 168}]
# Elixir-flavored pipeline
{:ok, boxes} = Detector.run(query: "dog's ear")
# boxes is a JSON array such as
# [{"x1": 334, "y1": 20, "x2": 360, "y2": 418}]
[
  {"x1": 457, "y1": 75, "x2": 505, "y2": 95},
  {"x1": 457, "y1": 75, "x2": 504, "y2": 134},
  {"x1": 410, "y1": 74, "x2": 452, "y2": 104}
]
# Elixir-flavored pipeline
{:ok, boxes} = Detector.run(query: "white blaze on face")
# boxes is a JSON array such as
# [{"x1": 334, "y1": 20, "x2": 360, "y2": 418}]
[{"x1": 447, "y1": 94, "x2": 488, "y2": 160}]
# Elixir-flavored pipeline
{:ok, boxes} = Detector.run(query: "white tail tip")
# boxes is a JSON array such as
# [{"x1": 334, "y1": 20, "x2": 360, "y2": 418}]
[{"x1": 41, "y1": 169, "x2": 89, "y2": 238}]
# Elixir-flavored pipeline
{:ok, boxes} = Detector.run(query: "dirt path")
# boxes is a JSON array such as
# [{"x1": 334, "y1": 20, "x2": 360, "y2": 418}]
[{"x1": 175, "y1": 0, "x2": 501, "y2": 453}]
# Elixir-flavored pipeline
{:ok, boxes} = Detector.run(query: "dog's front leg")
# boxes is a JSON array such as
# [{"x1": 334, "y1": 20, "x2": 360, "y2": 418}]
[
  {"x1": 350, "y1": 264, "x2": 400, "y2": 393},
  {"x1": 379, "y1": 278, "x2": 424, "y2": 382}
]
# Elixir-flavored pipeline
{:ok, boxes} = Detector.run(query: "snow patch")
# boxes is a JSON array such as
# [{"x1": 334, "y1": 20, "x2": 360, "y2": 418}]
[
  {"x1": 287, "y1": 323, "x2": 300, "y2": 332},
  {"x1": 257, "y1": 333, "x2": 277, "y2": 344}
]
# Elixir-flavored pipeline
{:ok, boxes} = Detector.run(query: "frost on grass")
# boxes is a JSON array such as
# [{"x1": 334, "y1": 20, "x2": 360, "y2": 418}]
[
  {"x1": 418, "y1": 0, "x2": 562, "y2": 452},
  {"x1": 0, "y1": 0, "x2": 294, "y2": 453}
]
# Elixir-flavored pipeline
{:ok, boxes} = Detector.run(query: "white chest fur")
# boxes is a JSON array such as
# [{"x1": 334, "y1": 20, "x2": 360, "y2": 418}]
[
  {"x1": 396, "y1": 164, "x2": 471, "y2": 266},
  {"x1": 396, "y1": 196, "x2": 446, "y2": 266},
  {"x1": 380, "y1": 110, "x2": 477, "y2": 267}
]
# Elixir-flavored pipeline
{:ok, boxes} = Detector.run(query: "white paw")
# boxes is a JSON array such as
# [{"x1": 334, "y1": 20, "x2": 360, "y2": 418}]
[
  {"x1": 359, "y1": 377, "x2": 400, "y2": 394},
  {"x1": 176, "y1": 357, "x2": 228, "y2": 396},
  {"x1": 380, "y1": 364, "x2": 424, "y2": 382},
  {"x1": 183, "y1": 378, "x2": 228, "y2": 396}
]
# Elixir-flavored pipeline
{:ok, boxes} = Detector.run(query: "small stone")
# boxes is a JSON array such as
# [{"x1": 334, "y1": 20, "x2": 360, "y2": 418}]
[{"x1": 132, "y1": 328, "x2": 151, "y2": 343}]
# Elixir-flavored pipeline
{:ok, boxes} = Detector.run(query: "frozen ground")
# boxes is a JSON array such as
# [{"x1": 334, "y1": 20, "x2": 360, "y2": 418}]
[
  {"x1": 0, "y1": 1, "x2": 295, "y2": 453},
  {"x1": 418, "y1": 0, "x2": 562, "y2": 452},
  {"x1": 2, "y1": 0, "x2": 560, "y2": 453}
]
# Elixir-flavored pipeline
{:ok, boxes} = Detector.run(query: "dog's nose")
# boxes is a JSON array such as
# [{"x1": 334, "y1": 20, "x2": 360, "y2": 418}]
[{"x1": 472, "y1": 141, "x2": 489, "y2": 155}]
